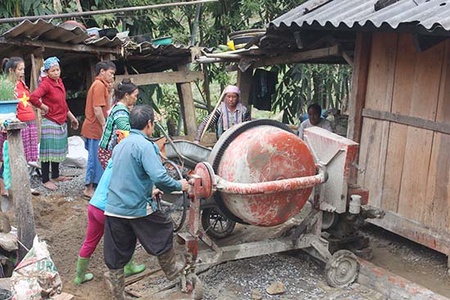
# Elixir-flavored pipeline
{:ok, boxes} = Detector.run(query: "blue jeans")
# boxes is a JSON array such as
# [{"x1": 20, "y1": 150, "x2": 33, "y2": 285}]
[{"x1": 84, "y1": 138, "x2": 103, "y2": 186}]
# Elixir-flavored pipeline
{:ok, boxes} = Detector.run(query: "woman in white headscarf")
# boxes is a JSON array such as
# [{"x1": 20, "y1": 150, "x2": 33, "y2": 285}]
[{"x1": 194, "y1": 85, "x2": 250, "y2": 143}]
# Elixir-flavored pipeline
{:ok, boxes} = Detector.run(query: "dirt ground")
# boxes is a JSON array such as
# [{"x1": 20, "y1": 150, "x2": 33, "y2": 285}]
[{"x1": 6, "y1": 186, "x2": 450, "y2": 299}]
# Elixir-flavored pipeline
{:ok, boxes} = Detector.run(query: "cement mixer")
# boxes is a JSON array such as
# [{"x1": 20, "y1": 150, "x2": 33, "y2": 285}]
[{"x1": 177, "y1": 119, "x2": 384, "y2": 289}]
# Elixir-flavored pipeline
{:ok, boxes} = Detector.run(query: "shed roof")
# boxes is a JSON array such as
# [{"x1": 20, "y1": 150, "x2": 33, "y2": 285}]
[
  {"x1": 0, "y1": 19, "x2": 193, "y2": 73},
  {"x1": 270, "y1": 0, "x2": 450, "y2": 36}
]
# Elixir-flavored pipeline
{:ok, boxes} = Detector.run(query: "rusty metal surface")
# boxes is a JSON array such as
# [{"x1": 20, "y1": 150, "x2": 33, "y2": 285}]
[
  {"x1": 270, "y1": 0, "x2": 450, "y2": 36},
  {"x1": 216, "y1": 125, "x2": 315, "y2": 226},
  {"x1": 215, "y1": 166, "x2": 325, "y2": 195}
]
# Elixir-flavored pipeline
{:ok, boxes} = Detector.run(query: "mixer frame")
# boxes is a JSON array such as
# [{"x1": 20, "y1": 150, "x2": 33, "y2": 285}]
[{"x1": 177, "y1": 161, "x2": 360, "y2": 288}]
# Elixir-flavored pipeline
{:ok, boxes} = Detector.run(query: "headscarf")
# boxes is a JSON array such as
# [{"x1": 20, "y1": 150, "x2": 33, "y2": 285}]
[
  {"x1": 43, "y1": 56, "x2": 60, "y2": 71},
  {"x1": 223, "y1": 85, "x2": 240, "y2": 96}
]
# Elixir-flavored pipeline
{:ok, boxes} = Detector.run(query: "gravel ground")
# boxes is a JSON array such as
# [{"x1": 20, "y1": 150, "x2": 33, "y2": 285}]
[
  {"x1": 199, "y1": 253, "x2": 327, "y2": 299},
  {"x1": 24, "y1": 163, "x2": 449, "y2": 300},
  {"x1": 29, "y1": 163, "x2": 86, "y2": 199}
]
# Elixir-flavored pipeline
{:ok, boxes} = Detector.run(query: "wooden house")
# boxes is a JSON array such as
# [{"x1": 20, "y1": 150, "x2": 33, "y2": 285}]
[{"x1": 198, "y1": 0, "x2": 450, "y2": 267}]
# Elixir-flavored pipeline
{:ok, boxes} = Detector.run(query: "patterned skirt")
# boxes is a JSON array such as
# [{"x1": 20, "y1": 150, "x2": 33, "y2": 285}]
[
  {"x1": 39, "y1": 118, "x2": 68, "y2": 163},
  {"x1": 21, "y1": 120, "x2": 38, "y2": 162},
  {"x1": 98, "y1": 147, "x2": 112, "y2": 170}
]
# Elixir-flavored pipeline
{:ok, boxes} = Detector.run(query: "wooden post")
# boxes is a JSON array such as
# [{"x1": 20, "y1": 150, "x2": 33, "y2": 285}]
[
  {"x1": 176, "y1": 64, "x2": 197, "y2": 137},
  {"x1": 30, "y1": 53, "x2": 43, "y2": 140},
  {"x1": 347, "y1": 32, "x2": 372, "y2": 185},
  {"x1": 203, "y1": 64, "x2": 211, "y2": 111},
  {"x1": 347, "y1": 32, "x2": 372, "y2": 143},
  {"x1": 236, "y1": 67, "x2": 253, "y2": 107},
  {"x1": 6, "y1": 121, "x2": 36, "y2": 261}
]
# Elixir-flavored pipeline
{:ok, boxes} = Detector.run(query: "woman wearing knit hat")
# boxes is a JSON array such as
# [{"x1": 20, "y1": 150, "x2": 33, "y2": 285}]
[{"x1": 194, "y1": 85, "x2": 250, "y2": 143}]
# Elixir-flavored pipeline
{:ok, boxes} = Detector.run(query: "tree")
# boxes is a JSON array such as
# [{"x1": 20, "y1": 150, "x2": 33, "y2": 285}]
[{"x1": 0, "y1": 0, "x2": 351, "y2": 126}]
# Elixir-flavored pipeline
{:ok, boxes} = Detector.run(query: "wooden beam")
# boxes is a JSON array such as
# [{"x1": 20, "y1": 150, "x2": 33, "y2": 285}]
[
  {"x1": 176, "y1": 64, "x2": 197, "y2": 136},
  {"x1": 0, "y1": 37, "x2": 120, "y2": 55},
  {"x1": 248, "y1": 45, "x2": 341, "y2": 68},
  {"x1": 348, "y1": 33, "x2": 371, "y2": 143},
  {"x1": 342, "y1": 50, "x2": 354, "y2": 67},
  {"x1": 369, "y1": 211, "x2": 450, "y2": 257},
  {"x1": 115, "y1": 70, "x2": 203, "y2": 86},
  {"x1": 6, "y1": 121, "x2": 36, "y2": 262},
  {"x1": 362, "y1": 108, "x2": 450, "y2": 135},
  {"x1": 237, "y1": 68, "x2": 253, "y2": 107},
  {"x1": 214, "y1": 46, "x2": 341, "y2": 71}
]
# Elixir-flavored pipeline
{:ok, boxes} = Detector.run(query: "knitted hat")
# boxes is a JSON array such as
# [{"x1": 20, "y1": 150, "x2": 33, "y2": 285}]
[{"x1": 223, "y1": 85, "x2": 240, "y2": 96}]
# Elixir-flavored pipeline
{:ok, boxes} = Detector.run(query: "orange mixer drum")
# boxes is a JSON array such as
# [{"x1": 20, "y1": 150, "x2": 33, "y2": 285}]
[{"x1": 209, "y1": 120, "x2": 316, "y2": 226}]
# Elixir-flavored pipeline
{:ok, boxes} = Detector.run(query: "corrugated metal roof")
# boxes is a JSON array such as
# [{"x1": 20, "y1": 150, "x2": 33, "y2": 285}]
[
  {"x1": 3, "y1": 19, "x2": 90, "y2": 44},
  {"x1": 1, "y1": 19, "x2": 191, "y2": 51},
  {"x1": 0, "y1": 19, "x2": 196, "y2": 73},
  {"x1": 270, "y1": 0, "x2": 450, "y2": 35}
]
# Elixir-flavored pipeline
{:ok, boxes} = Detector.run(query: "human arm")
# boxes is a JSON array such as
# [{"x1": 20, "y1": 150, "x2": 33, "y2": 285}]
[
  {"x1": 67, "y1": 110, "x2": 79, "y2": 130},
  {"x1": 142, "y1": 143, "x2": 184, "y2": 193},
  {"x1": 298, "y1": 121, "x2": 306, "y2": 139},
  {"x1": 94, "y1": 106, "x2": 106, "y2": 128},
  {"x1": 91, "y1": 82, "x2": 109, "y2": 127},
  {"x1": 29, "y1": 82, "x2": 49, "y2": 114}
]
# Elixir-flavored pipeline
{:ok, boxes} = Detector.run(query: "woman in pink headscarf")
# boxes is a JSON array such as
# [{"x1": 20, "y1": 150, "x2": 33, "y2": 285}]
[{"x1": 194, "y1": 85, "x2": 250, "y2": 143}]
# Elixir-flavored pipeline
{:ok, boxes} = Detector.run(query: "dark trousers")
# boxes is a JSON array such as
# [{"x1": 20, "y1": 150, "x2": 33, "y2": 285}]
[
  {"x1": 103, "y1": 211, "x2": 174, "y2": 270},
  {"x1": 41, "y1": 162, "x2": 60, "y2": 183}
]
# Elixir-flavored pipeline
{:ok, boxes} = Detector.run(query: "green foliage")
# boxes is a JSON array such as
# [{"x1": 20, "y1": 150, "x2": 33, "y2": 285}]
[
  {"x1": 0, "y1": 75, "x2": 16, "y2": 101},
  {"x1": 0, "y1": 0, "x2": 350, "y2": 128},
  {"x1": 272, "y1": 63, "x2": 352, "y2": 124},
  {"x1": 0, "y1": 0, "x2": 53, "y2": 31}
]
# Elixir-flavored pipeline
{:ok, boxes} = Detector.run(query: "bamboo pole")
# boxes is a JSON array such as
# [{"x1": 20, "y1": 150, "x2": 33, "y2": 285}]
[
  {"x1": 199, "y1": 89, "x2": 226, "y2": 141},
  {"x1": 0, "y1": 0, "x2": 218, "y2": 24}
]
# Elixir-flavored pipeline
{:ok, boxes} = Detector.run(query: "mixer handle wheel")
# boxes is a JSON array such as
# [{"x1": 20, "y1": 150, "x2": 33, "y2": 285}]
[
  {"x1": 325, "y1": 250, "x2": 359, "y2": 288},
  {"x1": 161, "y1": 160, "x2": 188, "y2": 232}
]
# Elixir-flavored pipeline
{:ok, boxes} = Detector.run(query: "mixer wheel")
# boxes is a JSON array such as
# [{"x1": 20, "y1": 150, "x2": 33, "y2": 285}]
[
  {"x1": 325, "y1": 250, "x2": 359, "y2": 287},
  {"x1": 201, "y1": 207, "x2": 236, "y2": 239},
  {"x1": 161, "y1": 160, "x2": 188, "y2": 232}
]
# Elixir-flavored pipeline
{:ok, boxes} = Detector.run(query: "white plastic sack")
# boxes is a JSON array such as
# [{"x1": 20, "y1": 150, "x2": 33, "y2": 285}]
[
  {"x1": 11, "y1": 236, "x2": 62, "y2": 300},
  {"x1": 62, "y1": 136, "x2": 88, "y2": 168}
]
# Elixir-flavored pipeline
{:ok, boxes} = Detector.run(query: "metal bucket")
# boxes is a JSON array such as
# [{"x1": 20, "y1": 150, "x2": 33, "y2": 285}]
[{"x1": 165, "y1": 140, "x2": 211, "y2": 168}]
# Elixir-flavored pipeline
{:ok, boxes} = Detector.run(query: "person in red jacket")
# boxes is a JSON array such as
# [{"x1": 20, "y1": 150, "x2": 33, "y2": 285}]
[
  {"x1": 0, "y1": 57, "x2": 40, "y2": 195},
  {"x1": 29, "y1": 57, "x2": 79, "y2": 191}
]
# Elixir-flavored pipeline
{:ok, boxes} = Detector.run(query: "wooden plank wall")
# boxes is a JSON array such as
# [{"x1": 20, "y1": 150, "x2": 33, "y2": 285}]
[
  {"x1": 358, "y1": 32, "x2": 398, "y2": 208},
  {"x1": 359, "y1": 32, "x2": 450, "y2": 234},
  {"x1": 426, "y1": 42, "x2": 450, "y2": 231}
]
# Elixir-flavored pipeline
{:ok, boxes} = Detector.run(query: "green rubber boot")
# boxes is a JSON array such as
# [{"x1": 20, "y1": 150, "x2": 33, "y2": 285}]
[
  {"x1": 74, "y1": 256, "x2": 94, "y2": 285},
  {"x1": 124, "y1": 257, "x2": 146, "y2": 277}
]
